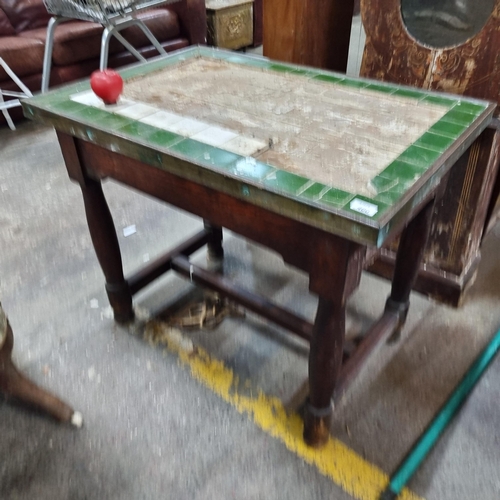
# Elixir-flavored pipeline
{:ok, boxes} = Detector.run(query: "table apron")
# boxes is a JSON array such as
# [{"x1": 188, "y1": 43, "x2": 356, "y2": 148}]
[{"x1": 69, "y1": 137, "x2": 366, "y2": 302}]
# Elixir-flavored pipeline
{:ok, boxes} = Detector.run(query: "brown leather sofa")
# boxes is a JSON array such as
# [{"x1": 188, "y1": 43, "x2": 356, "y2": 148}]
[{"x1": 0, "y1": 0, "x2": 206, "y2": 124}]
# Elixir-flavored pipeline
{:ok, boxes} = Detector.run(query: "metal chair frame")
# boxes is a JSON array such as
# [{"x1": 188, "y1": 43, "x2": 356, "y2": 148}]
[
  {"x1": 0, "y1": 57, "x2": 33, "y2": 130},
  {"x1": 41, "y1": 0, "x2": 180, "y2": 92}
]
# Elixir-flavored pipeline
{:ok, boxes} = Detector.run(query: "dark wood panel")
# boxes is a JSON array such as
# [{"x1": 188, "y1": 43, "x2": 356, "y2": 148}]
[
  {"x1": 263, "y1": 0, "x2": 355, "y2": 72},
  {"x1": 360, "y1": 0, "x2": 500, "y2": 305}
]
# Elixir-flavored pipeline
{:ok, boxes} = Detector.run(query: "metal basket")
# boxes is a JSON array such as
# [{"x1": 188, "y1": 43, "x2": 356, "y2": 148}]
[{"x1": 43, "y1": 0, "x2": 174, "y2": 24}]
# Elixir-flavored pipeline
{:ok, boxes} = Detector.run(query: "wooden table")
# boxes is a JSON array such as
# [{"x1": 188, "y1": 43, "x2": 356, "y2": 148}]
[{"x1": 22, "y1": 47, "x2": 494, "y2": 447}]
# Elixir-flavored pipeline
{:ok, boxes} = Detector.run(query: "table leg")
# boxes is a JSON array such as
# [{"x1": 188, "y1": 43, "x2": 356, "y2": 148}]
[
  {"x1": 385, "y1": 200, "x2": 434, "y2": 341},
  {"x1": 204, "y1": 220, "x2": 224, "y2": 262},
  {"x1": 0, "y1": 307, "x2": 81, "y2": 425},
  {"x1": 303, "y1": 203, "x2": 433, "y2": 447},
  {"x1": 304, "y1": 297, "x2": 345, "y2": 447},
  {"x1": 80, "y1": 178, "x2": 134, "y2": 323}
]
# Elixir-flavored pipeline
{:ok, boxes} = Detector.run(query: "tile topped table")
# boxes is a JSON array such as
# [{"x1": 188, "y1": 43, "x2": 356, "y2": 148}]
[{"x1": 22, "y1": 46, "x2": 495, "y2": 446}]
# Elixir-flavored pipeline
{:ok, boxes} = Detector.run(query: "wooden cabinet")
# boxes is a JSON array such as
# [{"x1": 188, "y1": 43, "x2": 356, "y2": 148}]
[{"x1": 263, "y1": 0, "x2": 355, "y2": 72}]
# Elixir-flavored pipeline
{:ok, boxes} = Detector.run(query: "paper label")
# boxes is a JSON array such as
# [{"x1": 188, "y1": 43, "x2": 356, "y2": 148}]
[{"x1": 349, "y1": 198, "x2": 378, "y2": 217}]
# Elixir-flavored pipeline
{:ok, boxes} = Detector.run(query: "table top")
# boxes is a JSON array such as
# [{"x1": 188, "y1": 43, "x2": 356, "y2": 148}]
[{"x1": 23, "y1": 46, "x2": 495, "y2": 246}]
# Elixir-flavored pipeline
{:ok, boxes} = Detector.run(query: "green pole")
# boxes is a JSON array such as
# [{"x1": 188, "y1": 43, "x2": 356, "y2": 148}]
[{"x1": 381, "y1": 327, "x2": 500, "y2": 500}]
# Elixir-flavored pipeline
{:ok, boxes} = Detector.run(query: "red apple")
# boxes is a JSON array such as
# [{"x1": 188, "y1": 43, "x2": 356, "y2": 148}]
[{"x1": 90, "y1": 69, "x2": 123, "y2": 105}]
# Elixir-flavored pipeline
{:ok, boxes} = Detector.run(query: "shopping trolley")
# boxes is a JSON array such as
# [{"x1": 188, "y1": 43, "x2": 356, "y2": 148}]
[
  {"x1": 0, "y1": 57, "x2": 33, "y2": 130},
  {"x1": 41, "y1": 0, "x2": 181, "y2": 92}
]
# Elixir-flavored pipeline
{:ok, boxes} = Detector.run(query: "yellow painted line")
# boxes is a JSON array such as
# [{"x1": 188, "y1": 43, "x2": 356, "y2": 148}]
[{"x1": 144, "y1": 322, "x2": 424, "y2": 500}]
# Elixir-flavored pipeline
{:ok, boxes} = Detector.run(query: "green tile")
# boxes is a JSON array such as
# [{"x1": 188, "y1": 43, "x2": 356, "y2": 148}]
[
  {"x1": 269, "y1": 63, "x2": 297, "y2": 73},
  {"x1": 370, "y1": 175, "x2": 402, "y2": 194},
  {"x1": 441, "y1": 108, "x2": 477, "y2": 126},
  {"x1": 312, "y1": 74, "x2": 344, "y2": 84},
  {"x1": 34, "y1": 83, "x2": 91, "y2": 108},
  {"x1": 342, "y1": 196, "x2": 389, "y2": 218},
  {"x1": 71, "y1": 106, "x2": 110, "y2": 121},
  {"x1": 146, "y1": 129, "x2": 183, "y2": 148},
  {"x1": 421, "y1": 95, "x2": 457, "y2": 107},
  {"x1": 392, "y1": 88, "x2": 427, "y2": 100},
  {"x1": 379, "y1": 160, "x2": 426, "y2": 183},
  {"x1": 197, "y1": 147, "x2": 241, "y2": 169},
  {"x1": 230, "y1": 57, "x2": 273, "y2": 69},
  {"x1": 226, "y1": 158, "x2": 275, "y2": 180},
  {"x1": 413, "y1": 131, "x2": 455, "y2": 153},
  {"x1": 95, "y1": 113, "x2": 133, "y2": 131},
  {"x1": 365, "y1": 83, "x2": 397, "y2": 94},
  {"x1": 196, "y1": 46, "x2": 218, "y2": 58},
  {"x1": 262, "y1": 170, "x2": 310, "y2": 194},
  {"x1": 48, "y1": 100, "x2": 86, "y2": 113},
  {"x1": 169, "y1": 138, "x2": 215, "y2": 159},
  {"x1": 428, "y1": 120, "x2": 468, "y2": 138},
  {"x1": 397, "y1": 145, "x2": 442, "y2": 168},
  {"x1": 319, "y1": 188, "x2": 354, "y2": 207},
  {"x1": 336, "y1": 79, "x2": 369, "y2": 89},
  {"x1": 118, "y1": 121, "x2": 161, "y2": 138},
  {"x1": 291, "y1": 68, "x2": 315, "y2": 76},
  {"x1": 454, "y1": 101, "x2": 487, "y2": 116},
  {"x1": 373, "y1": 189, "x2": 404, "y2": 205},
  {"x1": 300, "y1": 183, "x2": 328, "y2": 201}
]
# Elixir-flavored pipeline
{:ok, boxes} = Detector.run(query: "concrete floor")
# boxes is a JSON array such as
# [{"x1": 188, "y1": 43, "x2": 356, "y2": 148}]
[{"x1": 1, "y1": 19, "x2": 500, "y2": 500}]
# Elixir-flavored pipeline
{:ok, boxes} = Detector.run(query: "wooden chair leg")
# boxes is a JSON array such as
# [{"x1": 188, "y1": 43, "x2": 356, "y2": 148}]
[{"x1": 0, "y1": 309, "x2": 82, "y2": 427}]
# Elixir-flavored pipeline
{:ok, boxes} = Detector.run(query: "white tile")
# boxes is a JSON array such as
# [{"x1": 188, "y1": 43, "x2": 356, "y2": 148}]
[
  {"x1": 70, "y1": 91, "x2": 104, "y2": 108},
  {"x1": 103, "y1": 98, "x2": 136, "y2": 112},
  {"x1": 168, "y1": 117, "x2": 210, "y2": 136},
  {"x1": 222, "y1": 135, "x2": 268, "y2": 156},
  {"x1": 116, "y1": 102, "x2": 158, "y2": 119},
  {"x1": 191, "y1": 126, "x2": 238, "y2": 147},
  {"x1": 140, "y1": 110, "x2": 184, "y2": 129}
]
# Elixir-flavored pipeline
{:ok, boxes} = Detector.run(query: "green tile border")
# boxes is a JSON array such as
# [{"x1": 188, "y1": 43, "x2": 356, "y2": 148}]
[
  {"x1": 226, "y1": 158, "x2": 276, "y2": 181},
  {"x1": 335, "y1": 79, "x2": 370, "y2": 89},
  {"x1": 378, "y1": 160, "x2": 426, "y2": 183},
  {"x1": 300, "y1": 182, "x2": 328, "y2": 201},
  {"x1": 428, "y1": 120, "x2": 469, "y2": 139},
  {"x1": 319, "y1": 188, "x2": 354, "y2": 208},
  {"x1": 420, "y1": 95, "x2": 457, "y2": 107},
  {"x1": 413, "y1": 131, "x2": 456, "y2": 153},
  {"x1": 22, "y1": 46, "x2": 493, "y2": 235},
  {"x1": 311, "y1": 74, "x2": 345, "y2": 84},
  {"x1": 370, "y1": 175, "x2": 401, "y2": 194},
  {"x1": 262, "y1": 170, "x2": 311, "y2": 195},
  {"x1": 396, "y1": 145, "x2": 443, "y2": 168},
  {"x1": 441, "y1": 108, "x2": 478, "y2": 126},
  {"x1": 364, "y1": 83, "x2": 397, "y2": 94},
  {"x1": 453, "y1": 100, "x2": 485, "y2": 116},
  {"x1": 392, "y1": 88, "x2": 428, "y2": 100}
]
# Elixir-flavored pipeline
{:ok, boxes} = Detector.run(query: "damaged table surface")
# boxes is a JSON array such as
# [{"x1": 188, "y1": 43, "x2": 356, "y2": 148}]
[{"x1": 22, "y1": 46, "x2": 495, "y2": 447}]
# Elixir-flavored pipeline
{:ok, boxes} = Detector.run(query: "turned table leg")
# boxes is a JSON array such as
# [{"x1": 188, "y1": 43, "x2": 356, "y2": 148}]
[
  {"x1": 304, "y1": 297, "x2": 345, "y2": 447},
  {"x1": 204, "y1": 220, "x2": 224, "y2": 261},
  {"x1": 0, "y1": 306, "x2": 82, "y2": 426},
  {"x1": 80, "y1": 178, "x2": 134, "y2": 323},
  {"x1": 303, "y1": 237, "x2": 363, "y2": 447},
  {"x1": 386, "y1": 201, "x2": 434, "y2": 341}
]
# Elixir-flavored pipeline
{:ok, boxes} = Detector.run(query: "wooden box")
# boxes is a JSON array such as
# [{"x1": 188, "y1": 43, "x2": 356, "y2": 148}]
[{"x1": 206, "y1": 0, "x2": 253, "y2": 50}]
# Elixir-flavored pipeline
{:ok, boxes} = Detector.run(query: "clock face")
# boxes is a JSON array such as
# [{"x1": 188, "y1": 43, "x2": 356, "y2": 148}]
[{"x1": 400, "y1": 0, "x2": 496, "y2": 48}]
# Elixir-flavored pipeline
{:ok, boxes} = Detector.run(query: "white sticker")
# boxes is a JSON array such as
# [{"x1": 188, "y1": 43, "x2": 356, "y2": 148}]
[
  {"x1": 123, "y1": 224, "x2": 137, "y2": 237},
  {"x1": 349, "y1": 198, "x2": 378, "y2": 217}
]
